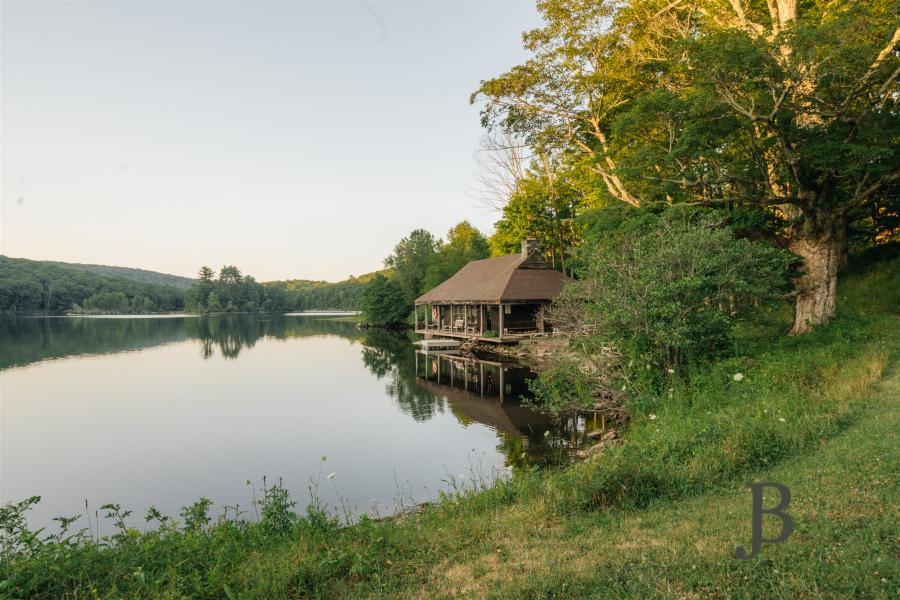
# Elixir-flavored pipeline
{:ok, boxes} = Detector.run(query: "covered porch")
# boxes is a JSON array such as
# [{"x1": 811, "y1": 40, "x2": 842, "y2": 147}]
[{"x1": 413, "y1": 301, "x2": 546, "y2": 343}]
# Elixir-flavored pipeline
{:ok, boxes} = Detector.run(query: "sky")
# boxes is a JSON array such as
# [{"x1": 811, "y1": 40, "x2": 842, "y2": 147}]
[{"x1": 0, "y1": 1, "x2": 541, "y2": 281}]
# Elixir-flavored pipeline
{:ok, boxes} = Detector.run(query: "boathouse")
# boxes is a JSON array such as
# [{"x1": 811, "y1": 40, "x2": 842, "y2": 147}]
[{"x1": 413, "y1": 239, "x2": 568, "y2": 342}]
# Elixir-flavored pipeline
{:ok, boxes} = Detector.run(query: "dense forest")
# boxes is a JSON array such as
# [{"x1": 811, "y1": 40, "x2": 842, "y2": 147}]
[
  {"x1": 0, "y1": 257, "x2": 381, "y2": 315},
  {"x1": 43, "y1": 261, "x2": 196, "y2": 288},
  {"x1": 184, "y1": 266, "x2": 375, "y2": 313},
  {"x1": 264, "y1": 272, "x2": 381, "y2": 311},
  {"x1": 0, "y1": 256, "x2": 185, "y2": 314},
  {"x1": 471, "y1": 0, "x2": 898, "y2": 335}
]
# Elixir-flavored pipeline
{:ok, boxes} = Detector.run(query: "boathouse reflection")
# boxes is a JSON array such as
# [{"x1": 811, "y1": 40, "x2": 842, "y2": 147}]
[{"x1": 414, "y1": 352, "x2": 547, "y2": 430}]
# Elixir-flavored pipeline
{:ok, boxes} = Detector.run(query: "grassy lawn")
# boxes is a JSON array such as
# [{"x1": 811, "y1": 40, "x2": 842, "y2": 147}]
[{"x1": 2, "y1": 259, "x2": 897, "y2": 599}]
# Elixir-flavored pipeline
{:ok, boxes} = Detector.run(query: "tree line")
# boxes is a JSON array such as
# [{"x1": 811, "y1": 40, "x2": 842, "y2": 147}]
[
  {"x1": 361, "y1": 221, "x2": 491, "y2": 326},
  {"x1": 0, "y1": 256, "x2": 184, "y2": 314},
  {"x1": 0, "y1": 257, "x2": 376, "y2": 316},
  {"x1": 185, "y1": 265, "x2": 375, "y2": 313},
  {"x1": 264, "y1": 274, "x2": 375, "y2": 312}
]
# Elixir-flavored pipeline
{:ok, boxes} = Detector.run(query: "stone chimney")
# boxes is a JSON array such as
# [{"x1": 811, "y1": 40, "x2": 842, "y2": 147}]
[{"x1": 521, "y1": 238, "x2": 540, "y2": 258}]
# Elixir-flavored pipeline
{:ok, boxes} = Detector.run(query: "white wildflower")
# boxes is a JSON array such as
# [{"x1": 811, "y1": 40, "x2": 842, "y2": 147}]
[
  {"x1": 667, "y1": 368, "x2": 675, "y2": 374},
  {"x1": 326, "y1": 472, "x2": 336, "y2": 480},
  {"x1": 733, "y1": 373, "x2": 744, "y2": 382},
  {"x1": 649, "y1": 414, "x2": 657, "y2": 420},
  {"x1": 778, "y1": 417, "x2": 786, "y2": 422}
]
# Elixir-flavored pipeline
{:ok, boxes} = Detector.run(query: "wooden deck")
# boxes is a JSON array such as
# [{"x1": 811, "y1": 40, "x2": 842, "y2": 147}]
[{"x1": 414, "y1": 327, "x2": 534, "y2": 344}]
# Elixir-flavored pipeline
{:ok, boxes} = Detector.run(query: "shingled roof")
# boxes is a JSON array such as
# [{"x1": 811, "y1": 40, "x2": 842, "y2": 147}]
[{"x1": 414, "y1": 244, "x2": 569, "y2": 304}]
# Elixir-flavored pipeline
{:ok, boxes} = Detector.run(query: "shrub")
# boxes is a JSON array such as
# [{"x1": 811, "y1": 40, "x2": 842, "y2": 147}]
[
  {"x1": 526, "y1": 362, "x2": 595, "y2": 418},
  {"x1": 554, "y1": 210, "x2": 796, "y2": 367}
]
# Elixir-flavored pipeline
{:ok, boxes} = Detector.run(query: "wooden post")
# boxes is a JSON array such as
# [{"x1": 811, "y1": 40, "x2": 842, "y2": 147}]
[
  {"x1": 480, "y1": 363, "x2": 484, "y2": 396},
  {"x1": 498, "y1": 303, "x2": 504, "y2": 341},
  {"x1": 464, "y1": 304, "x2": 468, "y2": 335},
  {"x1": 479, "y1": 304, "x2": 484, "y2": 336}
]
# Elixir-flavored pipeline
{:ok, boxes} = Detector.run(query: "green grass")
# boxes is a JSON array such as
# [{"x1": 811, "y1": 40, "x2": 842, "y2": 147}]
[{"x1": 1, "y1": 259, "x2": 897, "y2": 599}]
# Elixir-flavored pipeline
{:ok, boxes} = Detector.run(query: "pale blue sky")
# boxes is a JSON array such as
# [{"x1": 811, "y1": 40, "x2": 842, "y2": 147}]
[{"x1": 1, "y1": 1, "x2": 539, "y2": 281}]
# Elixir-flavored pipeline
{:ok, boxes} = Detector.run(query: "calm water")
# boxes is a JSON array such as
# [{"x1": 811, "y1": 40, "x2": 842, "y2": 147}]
[{"x1": 0, "y1": 314, "x2": 564, "y2": 531}]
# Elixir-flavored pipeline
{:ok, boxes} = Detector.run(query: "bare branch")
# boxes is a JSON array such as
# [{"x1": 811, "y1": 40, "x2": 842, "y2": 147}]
[{"x1": 471, "y1": 132, "x2": 531, "y2": 212}]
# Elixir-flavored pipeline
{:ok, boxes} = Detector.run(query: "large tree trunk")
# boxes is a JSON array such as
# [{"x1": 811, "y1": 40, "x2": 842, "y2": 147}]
[{"x1": 789, "y1": 230, "x2": 839, "y2": 334}]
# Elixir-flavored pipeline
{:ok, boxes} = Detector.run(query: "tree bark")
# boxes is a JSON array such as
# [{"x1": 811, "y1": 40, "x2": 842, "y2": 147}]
[{"x1": 789, "y1": 230, "x2": 839, "y2": 334}]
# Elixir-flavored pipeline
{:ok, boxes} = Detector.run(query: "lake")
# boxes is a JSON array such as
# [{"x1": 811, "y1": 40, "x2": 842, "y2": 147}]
[{"x1": 0, "y1": 314, "x2": 567, "y2": 532}]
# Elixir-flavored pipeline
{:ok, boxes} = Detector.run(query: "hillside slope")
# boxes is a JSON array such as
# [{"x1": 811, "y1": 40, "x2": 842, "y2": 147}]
[
  {"x1": 0, "y1": 256, "x2": 185, "y2": 313},
  {"x1": 38, "y1": 259, "x2": 196, "y2": 288}
]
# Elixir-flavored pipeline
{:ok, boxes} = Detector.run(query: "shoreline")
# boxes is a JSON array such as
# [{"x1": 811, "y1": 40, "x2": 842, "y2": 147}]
[{"x1": 3, "y1": 310, "x2": 361, "y2": 319}]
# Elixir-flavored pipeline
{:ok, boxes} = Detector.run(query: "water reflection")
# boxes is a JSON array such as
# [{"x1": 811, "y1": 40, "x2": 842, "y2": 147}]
[
  {"x1": 0, "y1": 316, "x2": 192, "y2": 369},
  {"x1": 1, "y1": 315, "x2": 585, "y2": 468},
  {"x1": 1, "y1": 314, "x2": 584, "y2": 530},
  {"x1": 0, "y1": 314, "x2": 362, "y2": 369},
  {"x1": 356, "y1": 330, "x2": 561, "y2": 466},
  {"x1": 361, "y1": 329, "x2": 441, "y2": 422},
  {"x1": 411, "y1": 351, "x2": 565, "y2": 467}
]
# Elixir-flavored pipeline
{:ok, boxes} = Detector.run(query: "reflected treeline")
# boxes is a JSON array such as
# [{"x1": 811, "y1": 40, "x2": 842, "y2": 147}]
[
  {"x1": 189, "y1": 315, "x2": 362, "y2": 360},
  {"x1": 0, "y1": 315, "x2": 363, "y2": 369},
  {"x1": 0, "y1": 317, "x2": 191, "y2": 370},
  {"x1": 360, "y1": 329, "x2": 443, "y2": 422}
]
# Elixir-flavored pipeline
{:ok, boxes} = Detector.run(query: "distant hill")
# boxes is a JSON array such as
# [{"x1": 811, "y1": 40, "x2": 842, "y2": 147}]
[
  {"x1": 0, "y1": 256, "x2": 186, "y2": 314},
  {"x1": 0, "y1": 255, "x2": 387, "y2": 313},
  {"x1": 39, "y1": 260, "x2": 196, "y2": 289}
]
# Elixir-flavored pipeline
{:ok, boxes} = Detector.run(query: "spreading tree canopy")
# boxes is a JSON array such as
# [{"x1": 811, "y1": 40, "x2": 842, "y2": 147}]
[{"x1": 474, "y1": 0, "x2": 899, "y2": 333}]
